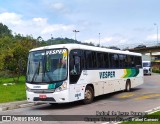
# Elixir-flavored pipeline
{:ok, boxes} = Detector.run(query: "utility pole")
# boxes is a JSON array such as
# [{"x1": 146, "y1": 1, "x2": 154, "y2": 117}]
[
  {"x1": 73, "y1": 30, "x2": 80, "y2": 43},
  {"x1": 154, "y1": 23, "x2": 159, "y2": 44},
  {"x1": 51, "y1": 34, "x2": 53, "y2": 45},
  {"x1": 99, "y1": 33, "x2": 101, "y2": 47}
]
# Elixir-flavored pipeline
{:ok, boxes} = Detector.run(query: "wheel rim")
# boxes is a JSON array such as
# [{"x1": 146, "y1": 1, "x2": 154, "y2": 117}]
[
  {"x1": 126, "y1": 83, "x2": 130, "y2": 91},
  {"x1": 127, "y1": 85, "x2": 129, "y2": 91},
  {"x1": 85, "y1": 89, "x2": 92, "y2": 100}
]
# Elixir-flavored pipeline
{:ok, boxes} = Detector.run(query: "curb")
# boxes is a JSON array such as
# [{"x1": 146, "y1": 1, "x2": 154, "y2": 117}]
[
  {"x1": 145, "y1": 106, "x2": 160, "y2": 114},
  {"x1": 0, "y1": 100, "x2": 44, "y2": 111}
]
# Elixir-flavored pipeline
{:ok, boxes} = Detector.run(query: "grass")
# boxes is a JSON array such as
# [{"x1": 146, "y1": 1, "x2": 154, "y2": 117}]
[
  {"x1": 122, "y1": 111, "x2": 160, "y2": 124},
  {"x1": 0, "y1": 76, "x2": 26, "y2": 103}
]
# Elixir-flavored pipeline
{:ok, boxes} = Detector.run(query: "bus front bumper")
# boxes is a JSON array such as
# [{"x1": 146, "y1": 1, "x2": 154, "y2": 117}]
[{"x1": 26, "y1": 90, "x2": 69, "y2": 103}]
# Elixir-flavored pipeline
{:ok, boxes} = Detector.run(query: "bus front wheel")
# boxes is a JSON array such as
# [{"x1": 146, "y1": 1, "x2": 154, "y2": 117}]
[{"x1": 83, "y1": 86, "x2": 94, "y2": 104}]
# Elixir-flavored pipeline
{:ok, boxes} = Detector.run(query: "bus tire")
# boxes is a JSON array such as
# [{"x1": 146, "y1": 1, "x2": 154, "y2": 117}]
[
  {"x1": 83, "y1": 86, "x2": 94, "y2": 104},
  {"x1": 125, "y1": 80, "x2": 131, "y2": 92}
]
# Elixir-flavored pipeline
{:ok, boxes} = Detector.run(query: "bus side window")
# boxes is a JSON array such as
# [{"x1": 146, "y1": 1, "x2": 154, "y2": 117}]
[
  {"x1": 114, "y1": 54, "x2": 119, "y2": 68},
  {"x1": 97, "y1": 52, "x2": 104, "y2": 68},
  {"x1": 119, "y1": 54, "x2": 124, "y2": 68},
  {"x1": 74, "y1": 56, "x2": 81, "y2": 74},
  {"x1": 109, "y1": 53, "x2": 115, "y2": 68},
  {"x1": 81, "y1": 50, "x2": 86, "y2": 70},
  {"x1": 131, "y1": 56, "x2": 135, "y2": 68},
  {"x1": 135, "y1": 56, "x2": 142, "y2": 68},
  {"x1": 109, "y1": 53, "x2": 119, "y2": 68},
  {"x1": 104, "y1": 53, "x2": 109, "y2": 68},
  {"x1": 70, "y1": 55, "x2": 81, "y2": 74}
]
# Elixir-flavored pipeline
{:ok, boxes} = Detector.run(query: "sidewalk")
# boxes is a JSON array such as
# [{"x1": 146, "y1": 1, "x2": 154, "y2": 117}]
[{"x1": 0, "y1": 100, "x2": 36, "y2": 111}]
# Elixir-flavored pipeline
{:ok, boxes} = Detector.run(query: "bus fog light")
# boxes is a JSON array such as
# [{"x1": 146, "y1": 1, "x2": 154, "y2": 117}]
[{"x1": 61, "y1": 98, "x2": 65, "y2": 101}]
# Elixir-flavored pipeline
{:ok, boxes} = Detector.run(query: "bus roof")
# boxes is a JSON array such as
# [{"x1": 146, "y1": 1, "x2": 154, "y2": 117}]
[{"x1": 30, "y1": 43, "x2": 141, "y2": 56}]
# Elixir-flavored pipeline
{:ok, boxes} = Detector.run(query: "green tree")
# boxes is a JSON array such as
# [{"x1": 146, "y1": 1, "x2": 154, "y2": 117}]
[
  {"x1": 0, "y1": 23, "x2": 12, "y2": 37},
  {"x1": 3, "y1": 37, "x2": 35, "y2": 82},
  {"x1": 0, "y1": 36, "x2": 15, "y2": 70}
]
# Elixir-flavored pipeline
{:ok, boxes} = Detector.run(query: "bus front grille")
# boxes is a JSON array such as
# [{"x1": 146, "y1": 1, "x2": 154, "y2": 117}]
[
  {"x1": 30, "y1": 89, "x2": 55, "y2": 93},
  {"x1": 33, "y1": 97, "x2": 56, "y2": 101}
]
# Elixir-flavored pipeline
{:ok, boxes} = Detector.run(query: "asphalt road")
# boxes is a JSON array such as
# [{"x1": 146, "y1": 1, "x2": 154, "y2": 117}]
[{"x1": 0, "y1": 73, "x2": 160, "y2": 124}]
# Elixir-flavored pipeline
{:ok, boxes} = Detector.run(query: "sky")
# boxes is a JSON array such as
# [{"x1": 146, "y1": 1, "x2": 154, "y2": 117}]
[{"x1": 0, "y1": 0, "x2": 160, "y2": 47}]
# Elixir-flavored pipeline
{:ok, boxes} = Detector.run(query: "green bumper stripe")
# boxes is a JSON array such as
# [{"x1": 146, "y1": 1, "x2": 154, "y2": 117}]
[
  {"x1": 48, "y1": 84, "x2": 56, "y2": 89},
  {"x1": 48, "y1": 82, "x2": 63, "y2": 89}
]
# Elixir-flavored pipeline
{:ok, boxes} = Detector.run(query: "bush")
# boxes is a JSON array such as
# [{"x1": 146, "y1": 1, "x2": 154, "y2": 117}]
[
  {"x1": 0, "y1": 70, "x2": 13, "y2": 78},
  {"x1": 152, "y1": 69, "x2": 160, "y2": 73}
]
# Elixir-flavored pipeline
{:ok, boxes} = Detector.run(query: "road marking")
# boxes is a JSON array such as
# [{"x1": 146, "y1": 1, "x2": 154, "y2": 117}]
[
  {"x1": 118, "y1": 93, "x2": 135, "y2": 98},
  {"x1": 134, "y1": 94, "x2": 160, "y2": 100}
]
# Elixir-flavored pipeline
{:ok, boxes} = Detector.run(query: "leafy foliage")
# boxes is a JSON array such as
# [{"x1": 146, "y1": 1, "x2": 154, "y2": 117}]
[{"x1": 0, "y1": 23, "x2": 12, "y2": 37}]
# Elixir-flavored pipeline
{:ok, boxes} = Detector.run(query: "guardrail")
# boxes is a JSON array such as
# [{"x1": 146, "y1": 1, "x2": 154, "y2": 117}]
[{"x1": 106, "y1": 41, "x2": 160, "y2": 50}]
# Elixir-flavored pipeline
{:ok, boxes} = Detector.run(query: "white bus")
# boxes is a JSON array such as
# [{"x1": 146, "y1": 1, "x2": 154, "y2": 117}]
[
  {"x1": 143, "y1": 61, "x2": 152, "y2": 75},
  {"x1": 26, "y1": 44, "x2": 143, "y2": 104}
]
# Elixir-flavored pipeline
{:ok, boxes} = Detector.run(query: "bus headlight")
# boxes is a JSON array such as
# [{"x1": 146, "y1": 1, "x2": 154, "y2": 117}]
[
  {"x1": 55, "y1": 82, "x2": 67, "y2": 92},
  {"x1": 26, "y1": 85, "x2": 32, "y2": 92}
]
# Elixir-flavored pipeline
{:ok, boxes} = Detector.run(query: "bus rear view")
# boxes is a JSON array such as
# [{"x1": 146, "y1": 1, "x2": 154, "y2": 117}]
[{"x1": 143, "y1": 61, "x2": 151, "y2": 75}]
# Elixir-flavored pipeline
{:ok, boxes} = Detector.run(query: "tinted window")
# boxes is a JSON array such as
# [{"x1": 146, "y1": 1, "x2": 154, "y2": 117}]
[
  {"x1": 143, "y1": 62, "x2": 151, "y2": 67},
  {"x1": 119, "y1": 54, "x2": 125, "y2": 68},
  {"x1": 127, "y1": 55, "x2": 132, "y2": 67},
  {"x1": 81, "y1": 50, "x2": 86, "y2": 69},
  {"x1": 109, "y1": 54, "x2": 114, "y2": 68},
  {"x1": 114, "y1": 54, "x2": 119, "y2": 68},
  {"x1": 104, "y1": 53, "x2": 109, "y2": 68},
  {"x1": 109, "y1": 53, "x2": 119, "y2": 68},
  {"x1": 85, "y1": 51, "x2": 97, "y2": 69},
  {"x1": 97, "y1": 52, "x2": 104, "y2": 68},
  {"x1": 131, "y1": 56, "x2": 135, "y2": 68},
  {"x1": 135, "y1": 56, "x2": 142, "y2": 68}
]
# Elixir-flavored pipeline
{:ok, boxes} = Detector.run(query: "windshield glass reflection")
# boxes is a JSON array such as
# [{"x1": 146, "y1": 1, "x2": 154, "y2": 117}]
[{"x1": 26, "y1": 49, "x2": 67, "y2": 83}]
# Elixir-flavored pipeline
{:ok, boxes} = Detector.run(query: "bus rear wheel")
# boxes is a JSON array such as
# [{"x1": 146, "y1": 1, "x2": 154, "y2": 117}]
[
  {"x1": 125, "y1": 80, "x2": 131, "y2": 92},
  {"x1": 83, "y1": 86, "x2": 94, "y2": 104}
]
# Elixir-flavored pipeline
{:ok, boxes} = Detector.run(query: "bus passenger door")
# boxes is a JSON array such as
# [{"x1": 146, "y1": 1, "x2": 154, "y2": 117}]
[{"x1": 69, "y1": 51, "x2": 81, "y2": 84}]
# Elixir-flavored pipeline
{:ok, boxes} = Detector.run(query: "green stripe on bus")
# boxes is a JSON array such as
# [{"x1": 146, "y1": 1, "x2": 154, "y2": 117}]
[
  {"x1": 134, "y1": 68, "x2": 139, "y2": 77},
  {"x1": 122, "y1": 68, "x2": 139, "y2": 78}
]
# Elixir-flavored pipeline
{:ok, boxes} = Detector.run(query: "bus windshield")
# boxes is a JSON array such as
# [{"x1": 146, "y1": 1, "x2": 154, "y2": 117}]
[
  {"x1": 143, "y1": 62, "x2": 151, "y2": 67},
  {"x1": 26, "y1": 49, "x2": 68, "y2": 83}
]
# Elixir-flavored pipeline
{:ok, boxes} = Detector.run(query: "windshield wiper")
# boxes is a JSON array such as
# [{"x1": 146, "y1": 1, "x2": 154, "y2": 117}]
[
  {"x1": 43, "y1": 53, "x2": 53, "y2": 83},
  {"x1": 31, "y1": 61, "x2": 40, "y2": 83}
]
